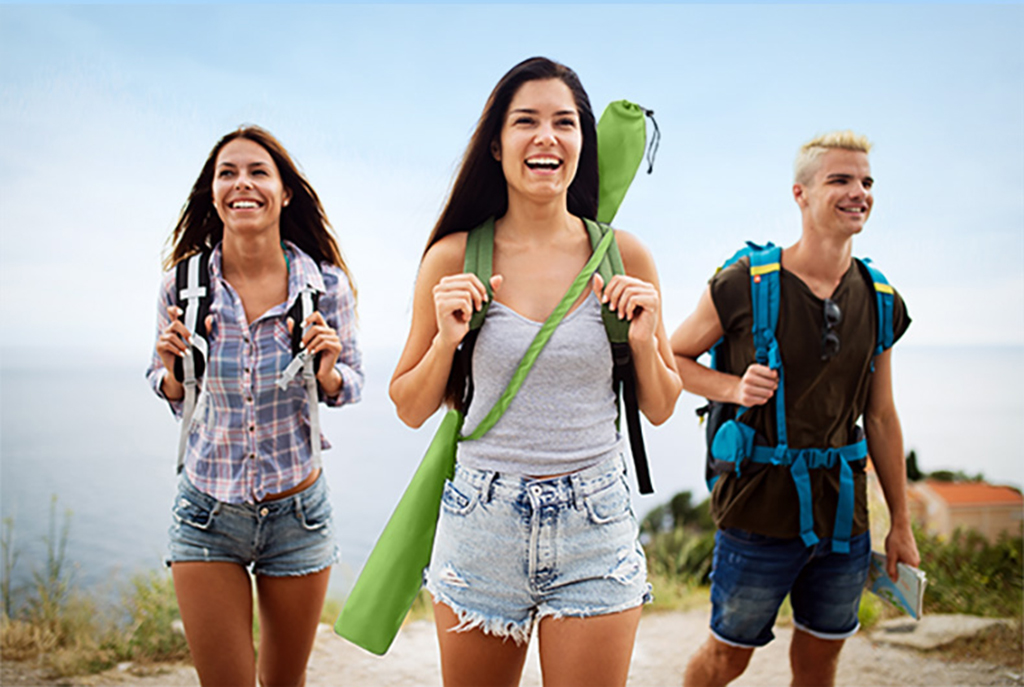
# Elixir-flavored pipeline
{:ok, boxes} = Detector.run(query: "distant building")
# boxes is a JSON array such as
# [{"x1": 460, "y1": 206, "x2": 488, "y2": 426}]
[{"x1": 908, "y1": 481, "x2": 1024, "y2": 541}]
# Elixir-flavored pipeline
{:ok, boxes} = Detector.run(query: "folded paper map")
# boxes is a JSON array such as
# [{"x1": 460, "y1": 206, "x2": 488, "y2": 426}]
[{"x1": 865, "y1": 551, "x2": 927, "y2": 620}]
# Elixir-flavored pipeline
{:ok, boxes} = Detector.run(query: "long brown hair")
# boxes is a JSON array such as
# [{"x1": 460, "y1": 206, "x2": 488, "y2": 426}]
[
  {"x1": 424, "y1": 57, "x2": 599, "y2": 255},
  {"x1": 164, "y1": 125, "x2": 356, "y2": 301}
]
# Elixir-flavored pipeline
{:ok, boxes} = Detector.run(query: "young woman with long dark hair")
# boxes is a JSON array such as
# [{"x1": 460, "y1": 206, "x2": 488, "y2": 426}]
[
  {"x1": 146, "y1": 125, "x2": 362, "y2": 686},
  {"x1": 390, "y1": 58, "x2": 681, "y2": 687}
]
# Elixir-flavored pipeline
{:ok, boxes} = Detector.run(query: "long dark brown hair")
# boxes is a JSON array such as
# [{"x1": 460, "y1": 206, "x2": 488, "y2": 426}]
[
  {"x1": 164, "y1": 125, "x2": 356, "y2": 301},
  {"x1": 424, "y1": 57, "x2": 599, "y2": 255}
]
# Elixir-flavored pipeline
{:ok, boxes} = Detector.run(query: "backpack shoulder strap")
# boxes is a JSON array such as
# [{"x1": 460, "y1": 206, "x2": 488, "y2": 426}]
[
  {"x1": 582, "y1": 218, "x2": 653, "y2": 495},
  {"x1": 464, "y1": 218, "x2": 495, "y2": 332},
  {"x1": 583, "y1": 219, "x2": 629, "y2": 344},
  {"x1": 172, "y1": 250, "x2": 212, "y2": 473},
  {"x1": 746, "y1": 244, "x2": 783, "y2": 368},
  {"x1": 173, "y1": 251, "x2": 212, "y2": 382},
  {"x1": 856, "y1": 257, "x2": 895, "y2": 355}
]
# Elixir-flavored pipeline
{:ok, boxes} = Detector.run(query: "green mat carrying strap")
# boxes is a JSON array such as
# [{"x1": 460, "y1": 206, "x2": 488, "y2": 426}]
[{"x1": 460, "y1": 217, "x2": 653, "y2": 494}]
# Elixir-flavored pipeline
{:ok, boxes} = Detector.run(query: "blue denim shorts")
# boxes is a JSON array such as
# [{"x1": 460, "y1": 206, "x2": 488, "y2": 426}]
[
  {"x1": 166, "y1": 471, "x2": 339, "y2": 577},
  {"x1": 709, "y1": 528, "x2": 871, "y2": 648},
  {"x1": 425, "y1": 454, "x2": 652, "y2": 645}
]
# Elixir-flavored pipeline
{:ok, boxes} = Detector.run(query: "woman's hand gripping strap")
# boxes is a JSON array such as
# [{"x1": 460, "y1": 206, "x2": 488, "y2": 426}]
[
  {"x1": 174, "y1": 252, "x2": 211, "y2": 474},
  {"x1": 276, "y1": 287, "x2": 323, "y2": 466}
]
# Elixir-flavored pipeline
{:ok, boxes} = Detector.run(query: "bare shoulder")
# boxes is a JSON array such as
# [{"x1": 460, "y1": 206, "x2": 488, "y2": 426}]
[
  {"x1": 613, "y1": 228, "x2": 658, "y2": 281},
  {"x1": 420, "y1": 231, "x2": 468, "y2": 283}
]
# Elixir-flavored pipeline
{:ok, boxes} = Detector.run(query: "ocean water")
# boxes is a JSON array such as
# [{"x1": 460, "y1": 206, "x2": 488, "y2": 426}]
[{"x1": 1, "y1": 345, "x2": 1020, "y2": 600}]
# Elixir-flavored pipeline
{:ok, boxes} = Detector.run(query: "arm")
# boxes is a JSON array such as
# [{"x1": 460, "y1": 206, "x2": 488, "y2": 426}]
[
  {"x1": 300, "y1": 266, "x2": 364, "y2": 406},
  {"x1": 864, "y1": 347, "x2": 921, "y2": 580},
  {"x1": 596, "y1": 230, "x2": 681, "y2": 425},
  {"x1": 389, "y1": 233, "x2": 497, "y2": 428},
  {"x1": 669, "y1": 285, "x2": 778, "y2": 407}
]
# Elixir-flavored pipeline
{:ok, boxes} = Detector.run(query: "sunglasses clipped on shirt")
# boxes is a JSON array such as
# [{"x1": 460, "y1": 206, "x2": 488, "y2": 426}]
[{"x1": 821, "y1": 298, "x2": 842, "y2": 361}]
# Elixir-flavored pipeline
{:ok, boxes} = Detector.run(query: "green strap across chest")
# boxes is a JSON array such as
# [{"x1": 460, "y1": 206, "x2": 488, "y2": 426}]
[{"x1": 461, "y1": 226, "x2": 615, "y2": 442}]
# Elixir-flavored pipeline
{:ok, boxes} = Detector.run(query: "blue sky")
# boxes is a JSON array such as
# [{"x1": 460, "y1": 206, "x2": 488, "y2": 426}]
[{"x1": 1, "y1": 3, "x2": 1022, "y2": 365}]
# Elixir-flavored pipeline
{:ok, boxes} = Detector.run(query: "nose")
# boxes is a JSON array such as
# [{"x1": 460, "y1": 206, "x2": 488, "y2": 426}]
[
  {"x1": 234, "y1": 172, "x2": 254, "y2": 189},
  {"x1": 534, "y1": 122, "x2": 557, "y2": 145}
]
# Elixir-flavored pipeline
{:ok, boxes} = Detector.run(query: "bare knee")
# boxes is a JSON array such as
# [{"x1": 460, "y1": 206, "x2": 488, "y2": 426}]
[
  {"x1": 790, "y1": 628, "x2": 844, "y2": 687},
  {"x1": 684, "y1": 636, "x2": 754, "y2": 687}
]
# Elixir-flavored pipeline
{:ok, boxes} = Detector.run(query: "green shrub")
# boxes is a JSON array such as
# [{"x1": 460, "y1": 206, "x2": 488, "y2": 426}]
[{"x1": 916, "y1": 526, "x2": 1023, "y2": 618}]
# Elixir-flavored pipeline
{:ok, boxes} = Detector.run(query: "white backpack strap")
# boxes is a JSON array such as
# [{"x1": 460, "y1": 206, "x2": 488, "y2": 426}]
[
  {"x1": 276, "y1": 287, "x2": 322, "y2": 467},
  {"x1": 175, "y1": 252, "x2": 209, "y2": 474}
]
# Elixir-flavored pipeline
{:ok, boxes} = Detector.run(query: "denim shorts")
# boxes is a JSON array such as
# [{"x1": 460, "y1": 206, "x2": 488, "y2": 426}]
[
  {"x1": 166, "y1": 471, "x2": 339, "y2": 577},
  {"x1": 425, "y1": 454, "x2": 652, "y2": 645},
  {"x1": 709, "y1": 528, "x2": 871, "y2": 648}
]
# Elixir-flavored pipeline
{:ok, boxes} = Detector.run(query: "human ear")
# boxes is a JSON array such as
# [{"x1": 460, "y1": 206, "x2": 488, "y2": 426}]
[
  {"x1": 283, "y1": 186, "x2": 293, "y2": 208},
  {"x1": 491, "y1": 141, "x2": 501, "y2": 161},
  {"x1": 792, "y1": 183, "x2": 807, "y2": 208}
]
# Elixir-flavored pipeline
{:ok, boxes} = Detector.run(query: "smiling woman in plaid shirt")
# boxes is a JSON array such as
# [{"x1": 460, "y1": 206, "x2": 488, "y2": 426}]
[{"x1": 146, "y1": 126, "x2": 362, "y2": 687}]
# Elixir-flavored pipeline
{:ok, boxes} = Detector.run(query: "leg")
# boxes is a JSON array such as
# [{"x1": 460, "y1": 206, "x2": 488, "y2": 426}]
[
  {"x1": 684, "y1": 635, "x2": 754, "y2": 687},
  {"x1": 787, "y1": 531, "x2": 871, "y2": 687},
  {"x1": 537, "y1": 605, "x2": 642, "y2": 687},
  {"x1": 433, "y1": 600, "x2": 529, "y2": 687},
  {"x1": 172, "y1": 562, "x2": 256, "y2": 687},
  {"x1": 254, "y1": 568, "x2": 331, "y2": 687},
  {"x1": 789, "y1": 628, "x2": 844, "y2": 687}
]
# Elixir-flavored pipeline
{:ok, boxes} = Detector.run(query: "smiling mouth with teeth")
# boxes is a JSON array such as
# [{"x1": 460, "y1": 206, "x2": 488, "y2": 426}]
[
  {"x1": 231, "y1": 200, "x2": 260, "y2": 209},
  {"x1": 525, "y1": 158, "x2": 562, "y2": 171}
]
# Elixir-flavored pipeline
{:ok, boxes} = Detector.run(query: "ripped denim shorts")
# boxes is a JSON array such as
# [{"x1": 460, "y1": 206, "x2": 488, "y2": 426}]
[
  {"x1": 166, "y1": 471, "x2": 339, "y2": 577},
  {"x1": 425, "y1": 453, "x2": 652, "y2": 645}
]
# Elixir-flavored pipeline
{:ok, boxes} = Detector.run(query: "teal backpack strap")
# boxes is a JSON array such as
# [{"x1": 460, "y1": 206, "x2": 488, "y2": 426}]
[
  {"x1": 582, "y1": 218, "x2": 653, "y2": 494},
  {"x1": 857, "y1": 257, "x2": 895, "y2": 355},
  {"x1": 596, "y1": 100, "x2": 659, "y2": 224}
]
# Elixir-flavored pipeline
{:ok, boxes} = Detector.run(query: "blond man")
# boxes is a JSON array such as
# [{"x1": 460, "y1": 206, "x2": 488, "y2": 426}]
[{"x1": 671, "y1": 132, "x2": 920, "y2": 687}]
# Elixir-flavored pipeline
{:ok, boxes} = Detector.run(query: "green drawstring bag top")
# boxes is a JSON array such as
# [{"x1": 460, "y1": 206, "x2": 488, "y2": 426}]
[{"x1": 597, "y1": 100, "x2": 659, "y2": 224}]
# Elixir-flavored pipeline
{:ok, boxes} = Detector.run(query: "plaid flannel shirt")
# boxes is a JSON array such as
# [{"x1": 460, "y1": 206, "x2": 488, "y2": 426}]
[{"x1": 146, "y1": 241, "x2": 362, "y2": 503}]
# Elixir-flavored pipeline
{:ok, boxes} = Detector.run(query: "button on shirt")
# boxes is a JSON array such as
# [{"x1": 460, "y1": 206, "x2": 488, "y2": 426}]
[{"x1": 146, "y1": 242, "x2": 363, "y2": 504}]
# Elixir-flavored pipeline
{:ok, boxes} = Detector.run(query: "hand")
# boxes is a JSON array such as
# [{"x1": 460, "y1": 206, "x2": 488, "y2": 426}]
[
  {"x1": 287, "y1": 312, "x2": 342, "y2": 385},
  {"x1": 155, "y1": 306, "x2": 213, "y2": 400},
  {"x1": 155, "y1": 305, "x2": 192, "y2": 376},
  {"x1": 592, "y1": 273, "x2": 660, "y2": 346},
  {"x1": 432, "y1": 273, "x2": 503, "y2": 348},
  {"x1": 884, "y1": 521, "x2": 921, "y2": 582},
  {"x1": 734, "y1": 364, "x2": 778, "y2": 406}
]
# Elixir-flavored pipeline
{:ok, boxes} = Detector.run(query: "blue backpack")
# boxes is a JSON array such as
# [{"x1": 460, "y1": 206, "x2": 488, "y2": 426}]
[{"x1": 702, "y1": 241, "x2": 896, "y2": 553}]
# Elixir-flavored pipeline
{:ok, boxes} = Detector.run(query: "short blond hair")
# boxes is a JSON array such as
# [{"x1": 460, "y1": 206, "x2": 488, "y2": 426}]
[{"x1": 794, "y1": 131, "x2": 872, "y2": 185}]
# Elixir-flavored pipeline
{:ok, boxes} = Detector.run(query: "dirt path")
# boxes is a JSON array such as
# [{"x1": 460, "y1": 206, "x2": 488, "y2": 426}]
[{"x1": 40, "y1": 609, "x2": 1018, "y2": 687}]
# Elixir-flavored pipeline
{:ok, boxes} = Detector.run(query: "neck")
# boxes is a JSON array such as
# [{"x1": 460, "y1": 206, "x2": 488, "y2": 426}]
[
  {"x1": 783, "y1": 226, "x2": 854, "y2": 298},
  {"x1": 221, "y1": 230, "x2": 287, "y2": 279},
  {"x1": 498, "y1": 196, "x2": 579, "y2": 243}
]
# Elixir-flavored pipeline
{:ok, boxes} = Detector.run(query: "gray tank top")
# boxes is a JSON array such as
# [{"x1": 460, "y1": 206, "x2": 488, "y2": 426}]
[{"x1": 458, "y1": 291, "x2": 623, "y2": 475}]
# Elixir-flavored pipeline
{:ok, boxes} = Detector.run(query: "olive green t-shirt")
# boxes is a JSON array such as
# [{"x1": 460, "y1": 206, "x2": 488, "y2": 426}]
[{"x1": 708, "y1": 257, "x2": 910, "y2": 539}]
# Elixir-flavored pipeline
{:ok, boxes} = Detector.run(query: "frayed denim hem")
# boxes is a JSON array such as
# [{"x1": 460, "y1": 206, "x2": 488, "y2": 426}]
[
  {"x1": 253, "y1": 546, "x2": 341, "y2": 578},
  {"x1": 427, "y1": 586, "x2": 534, "y2": 646},
  {"x1": 535, "y1": 582, "x2": 653, "y2": 623}
]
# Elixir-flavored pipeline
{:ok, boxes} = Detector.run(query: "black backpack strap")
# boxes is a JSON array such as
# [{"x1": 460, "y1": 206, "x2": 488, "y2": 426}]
[
  {"x1": 584, "y1": 219, "x2": 653, "y2": 495},
  {"x1": 173, "y1": 251, "x2": 211, "y2": 383}
]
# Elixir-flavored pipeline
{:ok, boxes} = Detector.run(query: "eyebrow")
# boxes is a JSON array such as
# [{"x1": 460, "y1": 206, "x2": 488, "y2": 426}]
[
  {"x1": 508, "y1": 107, "x2": 578, "y2": 116},
  {"x1": 826, "y1": 173, "x2": 874, "y2": 184},
  {"x1": 216, "y1": 160, "x2": 271, "y2": 168}
]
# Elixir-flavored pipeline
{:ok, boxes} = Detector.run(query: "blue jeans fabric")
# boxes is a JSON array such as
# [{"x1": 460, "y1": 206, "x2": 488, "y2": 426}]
[
  {"x1": 166, "y1": 471, "x2": 339, "y2": 577},
  {"x1": 426, "y1": 454, "x2": 652, "y2": 645},
  {"x1": 709, "y1": 528, "x2": 871, "y2": 648}
]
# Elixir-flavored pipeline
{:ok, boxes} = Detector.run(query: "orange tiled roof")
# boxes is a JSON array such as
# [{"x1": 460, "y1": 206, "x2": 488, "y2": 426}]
[{"x1": 923, "y1": 481, "x2": 1023, "y2": 506}]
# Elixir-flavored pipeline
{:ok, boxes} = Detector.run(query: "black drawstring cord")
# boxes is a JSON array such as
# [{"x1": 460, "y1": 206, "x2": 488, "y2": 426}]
[{"x1": 643, "y1": 108, "x2": 660, "y2": 174}]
